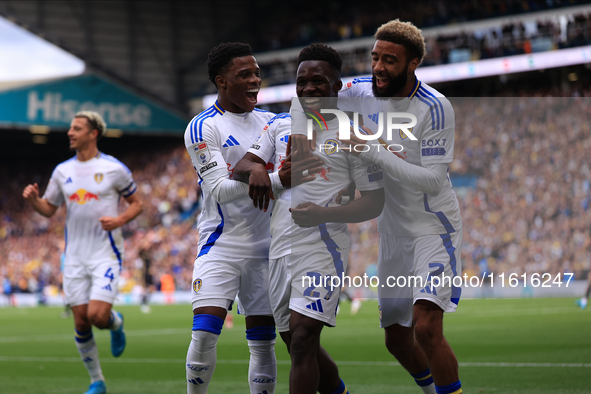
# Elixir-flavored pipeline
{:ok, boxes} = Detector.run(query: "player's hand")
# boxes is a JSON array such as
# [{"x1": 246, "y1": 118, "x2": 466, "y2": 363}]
[
  {"x1": 289, "y1": 133, "x2": 316, "y2": 161},
  {"x1": 337, "y1": 125, "x2": 373, "y2": 156},
  {"x1": 335, "y1": 182, "x2": 356, "y2": 205},
  {"x1": 248, "y1": 166, "x2": 274, "y2": 212},
  {"x1": 22, "y1": 183, "x2": 40, "y2": 202},
  {"x1": 279, "y1": 153, "x2": 324, "y2": 187},
  {"x1": 100, "y1": 216, "x2": 123, "y2": 231},
  {"x1": 290, "y1": 202, "x2": 326, "y2": 227}
]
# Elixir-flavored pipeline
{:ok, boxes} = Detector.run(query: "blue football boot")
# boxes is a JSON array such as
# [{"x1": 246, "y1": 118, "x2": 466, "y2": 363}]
[
  {"x1": 83, "y1": 381, "x2": 106, "y2": 394},
  {"x1": 110, "y1": 311, "x2": 126, "y2": 357}
]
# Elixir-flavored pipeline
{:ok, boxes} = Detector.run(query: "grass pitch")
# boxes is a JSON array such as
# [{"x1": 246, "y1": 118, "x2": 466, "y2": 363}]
[{"x1": 1, "y1": 298, "x2": 590, "y2": 393}]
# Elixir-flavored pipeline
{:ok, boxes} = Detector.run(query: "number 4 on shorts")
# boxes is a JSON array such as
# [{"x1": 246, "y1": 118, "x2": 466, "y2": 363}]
[{"x1": 105, "y1": 268, "x2": 114, "y2": 281}]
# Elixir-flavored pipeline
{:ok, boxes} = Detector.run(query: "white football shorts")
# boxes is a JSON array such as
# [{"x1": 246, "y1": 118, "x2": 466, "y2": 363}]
[
  {"x1": 191, "y1": 251, "x2": 273, "y2": 317},
  {"x1": 269, "y1": 246, "x2": 349, "y2": 333},
  {"x1": 378, "y1": 228, "x2": 463, "y2": 328},
  {"x1": 63, "y1": 258, "x2": 121, "y2": 307}
]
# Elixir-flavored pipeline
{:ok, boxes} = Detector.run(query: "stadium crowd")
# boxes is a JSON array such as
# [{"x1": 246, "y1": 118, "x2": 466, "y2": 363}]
[
  {"x1": 250, "y1": 0, "x2": 591, "y2": 52},
  {"x1": 253, "y1": 10, "x2": 591, "y2": 88},
  {"x1": 1, "y1": 96, "x2": 590, "y2": 301}
]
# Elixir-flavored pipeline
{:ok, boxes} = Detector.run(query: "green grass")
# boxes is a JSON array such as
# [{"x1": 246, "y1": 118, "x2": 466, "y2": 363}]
[{"x1": 1, "y1": 298, "x2": 590, "y2": 393}]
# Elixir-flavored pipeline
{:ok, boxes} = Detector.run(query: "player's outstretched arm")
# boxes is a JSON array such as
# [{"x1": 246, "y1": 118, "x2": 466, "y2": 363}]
[
  {"x1": 99, "y1": 192, "x2": 143, "y2": 231},
  {"x1": 290, "y1": 188, "x2": 384, "y2": 228},
  {"x1": 22, "y1": 183, "x2": 58, "y2": 218},
  {"x1": 340, "y1": 131, "x2": 447, "y2": 197}
]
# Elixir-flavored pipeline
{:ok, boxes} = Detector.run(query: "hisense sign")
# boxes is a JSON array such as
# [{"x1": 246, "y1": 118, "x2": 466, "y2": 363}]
[{"x1": 27, "y1": 91, "x2": 152, "y2": 127}]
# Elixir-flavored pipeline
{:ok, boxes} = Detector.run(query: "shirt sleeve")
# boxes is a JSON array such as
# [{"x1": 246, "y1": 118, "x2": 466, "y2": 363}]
[
  {"x1": 419, "y1": 97, "x2": 455, "y2": 166},
  {"x1": 113, "y1": 162, "x2": 137, "y2": 197},
  {"x1": 185, "y1": 119, "x2": 248, "y2": 204},
  {"x1": 247, "y1": 117, "x2": 282, "y2": 164},
  {"x1": 360, "y1": 145, "x2": 449, "y2": 197},
  {"x1": 43, "y1": 169, "x2": 65, "y2": 206}
]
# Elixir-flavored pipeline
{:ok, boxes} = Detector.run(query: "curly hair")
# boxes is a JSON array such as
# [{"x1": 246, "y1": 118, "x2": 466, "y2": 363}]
[
  {"x1": 207, "y1": 42, "x2": 253, "y2": 87},
  {"x1": 375, "y1": 19, "x2": 426, "y2": 65},
  {"x1": 297, "y1": 43, "x2": 342, "y2": 76}
]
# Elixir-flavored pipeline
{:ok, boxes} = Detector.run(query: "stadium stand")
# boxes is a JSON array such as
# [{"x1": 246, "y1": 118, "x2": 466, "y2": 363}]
[{"x1": 2, "y1": 93, "x2": 590, "y2": 300}]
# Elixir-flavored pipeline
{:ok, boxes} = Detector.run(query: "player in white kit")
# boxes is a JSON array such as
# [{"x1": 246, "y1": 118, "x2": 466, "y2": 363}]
[
  {"x1": 22, "y1": 111, "x2": 143, "y2": 394},
  {"x1": 338, "y1": 20, "x2": 464, "y2": 394},
  {"x1": 183, "y1": 42, "x2": 278, "y2": 394},
  {"x1": 235, "y1": 44, "x2": 385, "y2": 394}
]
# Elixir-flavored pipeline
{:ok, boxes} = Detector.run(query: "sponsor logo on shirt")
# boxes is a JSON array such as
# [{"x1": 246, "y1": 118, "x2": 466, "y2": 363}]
[
  {"x1": 68, "y1": 189, "x2": 100, "y2": 204},
  {"x1": 199, "y1": 161, "x2": 217, "y2": 174},
  {"x1": 319, "y1": 167, "x2": 331, "y2": 182},
  {"x1": 194, "y1": 142, "x2": 211, "y2": 165}
]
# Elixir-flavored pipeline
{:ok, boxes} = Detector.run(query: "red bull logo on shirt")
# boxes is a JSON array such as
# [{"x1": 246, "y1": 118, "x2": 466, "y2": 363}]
[{"x1": 68, "y1": 189, "x2": 100, "y2": 204}]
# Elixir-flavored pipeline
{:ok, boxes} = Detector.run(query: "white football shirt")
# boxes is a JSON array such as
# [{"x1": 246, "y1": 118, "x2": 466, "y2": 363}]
[
  {"x1": 184, "y1": 101, "x2": 276, "y2": 258},
  {"x1": 339, "y1": 78, "x2": 462, "y2": 237},
  {"x1": 43, "y1": 152, "x2": 136, "y2": 264},
  {"x1": 248, "y1": 114, "x2": 383, "y2": 259}
]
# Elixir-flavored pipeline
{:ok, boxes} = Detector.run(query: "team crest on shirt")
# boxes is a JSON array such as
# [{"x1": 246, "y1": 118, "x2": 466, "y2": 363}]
[
  {"x1": 194, "y1": 142, "x2": 211, "y2": 165},
  {"x1": 323, "y1": 139, "x2": 339, "y2": 155},
  {"x1": 399, "y1": 123, "x2": 414, "y2": 140},
  {"x1": 94, "y1": 173, "x2": 104, "y2": 183},
  {"x1": 193, "y1": 278, "x2": 202, "y2": 293}
]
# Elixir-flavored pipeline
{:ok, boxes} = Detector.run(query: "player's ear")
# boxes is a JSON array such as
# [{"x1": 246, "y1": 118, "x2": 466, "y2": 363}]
[
  {"x1": 215, "y1": 75, "x2": 226, "y2": 90},
  {"x1": 408, "y1": 58, "x2": 419, "y2": 74},
  {"x1": 90, "y1": 128, "x2": 99, "y2": 140},
  {"x1": 333, "y1": 79, "x2": 343, "y2": 94}
]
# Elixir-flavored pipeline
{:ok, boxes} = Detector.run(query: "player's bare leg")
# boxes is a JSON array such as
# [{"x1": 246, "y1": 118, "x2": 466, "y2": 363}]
[
  {"x1": 245, "y1": 315, "x2": 277, "y2": 394},
  {"x1": 384, "y1": 323, "x2": 429, "y2": 373},
  {"x1": 289, "y1": 311, "x2": 348, "y2": 394},
  {"x1": 280, "y1": 331, "x2": 342, "y2": 393},
  {"x1": 413, "y1": 301, "x2": 460, "y2": 389}
]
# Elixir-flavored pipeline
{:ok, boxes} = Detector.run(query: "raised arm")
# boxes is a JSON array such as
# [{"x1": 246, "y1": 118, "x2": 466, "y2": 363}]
[{"x1": 22, "y1": 183, "x2": 59, "y2": 217}]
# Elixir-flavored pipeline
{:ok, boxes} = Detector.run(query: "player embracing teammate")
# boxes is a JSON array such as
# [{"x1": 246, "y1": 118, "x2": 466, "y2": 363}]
[{"x1": 337, "y1": 19, "x2": 464, "y2": 394}]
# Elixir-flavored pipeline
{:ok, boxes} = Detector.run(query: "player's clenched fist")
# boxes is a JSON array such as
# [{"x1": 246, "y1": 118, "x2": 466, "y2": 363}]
[
  {"x1": 99, "y1": 216, "x2": 123, "y2": 231},
  {"x1": 23, "y1": 183, "x2": 40, "y2": 202}
]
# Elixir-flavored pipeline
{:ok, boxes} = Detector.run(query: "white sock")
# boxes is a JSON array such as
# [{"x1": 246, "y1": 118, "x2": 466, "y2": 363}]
[
  {"x1": 247, "y1": 339, "x2": 277, "y2": 394},
  {"x1": 107, "y1": 310, "x2": 122, "y2": 331},
  {"x1": 412, "y1": 369, "x2": 436, "y2": 394},
  {"x1": 75, "y1": 330, "x2": 104, "y2": 383},
  {"x1": 420, "y1": 383, "x2": 437, "y2": 394},
  {"x1": 186, "y1": 330, "x2": 219, "y2": 393}
]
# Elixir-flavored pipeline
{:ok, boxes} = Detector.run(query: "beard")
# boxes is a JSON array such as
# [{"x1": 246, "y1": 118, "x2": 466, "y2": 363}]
[{"x1": 372, "y1": 63, "x2": 409, "y2": 97}]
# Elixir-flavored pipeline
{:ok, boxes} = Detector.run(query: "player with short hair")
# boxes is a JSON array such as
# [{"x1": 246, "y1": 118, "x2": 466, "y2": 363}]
[
  {"x1": 22, "y1": 111, "x2": 143, "y2": 394},
  {"x1": 338, "y1": 19, "x2": 463, "y2": 394},
  {"x1": 183, "y1": 42, "x2": 279, "y2": 394},
  {"x1": 235, "y1": 43, "x2": 385, "y2": 394}
]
